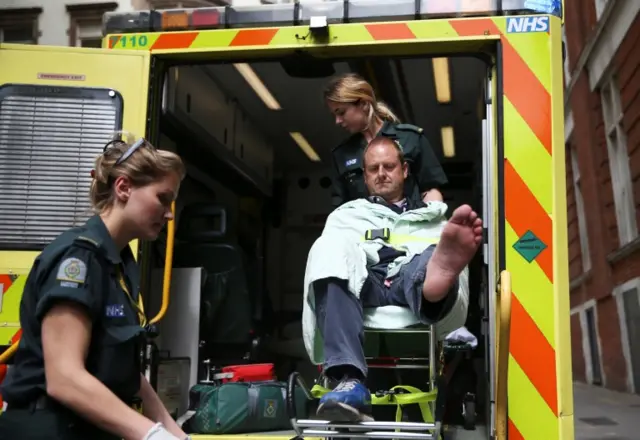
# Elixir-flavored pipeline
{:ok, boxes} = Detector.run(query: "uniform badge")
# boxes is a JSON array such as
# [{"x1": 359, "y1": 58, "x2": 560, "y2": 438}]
[
  {"x1": 105, "y1": 304, "x2": 125, "y2": 317},
  {"x1": 56, "y1": 257, "x2": 87, "y2": 286}
]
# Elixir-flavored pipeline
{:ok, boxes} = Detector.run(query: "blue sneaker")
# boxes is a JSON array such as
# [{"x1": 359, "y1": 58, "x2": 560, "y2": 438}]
[{"x1": 316, "y1": 379, "x2": 373, "y2": 422}]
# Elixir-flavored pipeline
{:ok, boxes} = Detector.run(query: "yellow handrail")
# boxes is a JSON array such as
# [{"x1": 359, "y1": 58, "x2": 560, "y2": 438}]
[
  {"x1": 0, "y1": 202, "x2": 177, "y2": 365},
  {"x1": 0, "y1": 340, "x2": 18, "y2": 365},
  {"x1": 149, "y1": 201, "x2": 176, "y2": 325},
  {"x1": 495, "y1": 270, "x2": 512, "y2": 440}
]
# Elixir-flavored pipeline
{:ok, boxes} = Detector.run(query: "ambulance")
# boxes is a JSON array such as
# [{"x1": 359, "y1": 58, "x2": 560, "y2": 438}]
[{"x1": 0, "y1": 0, "x2": 571, "y2": 439}]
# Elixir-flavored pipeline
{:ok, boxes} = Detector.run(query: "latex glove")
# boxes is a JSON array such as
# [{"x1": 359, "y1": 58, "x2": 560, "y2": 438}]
[{"x1": 142, "y1": 423, "x2": 181, "y2": 440}]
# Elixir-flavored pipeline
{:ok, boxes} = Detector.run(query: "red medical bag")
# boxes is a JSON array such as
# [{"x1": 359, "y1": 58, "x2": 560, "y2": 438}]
[{"x1": 216, "y1": 363, "x2": 276, "y2": 383}]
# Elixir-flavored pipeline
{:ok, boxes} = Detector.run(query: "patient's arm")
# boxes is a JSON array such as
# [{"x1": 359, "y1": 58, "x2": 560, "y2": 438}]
[{"x1": 422, "y1": 189, "x2": 443, "y2": 202}]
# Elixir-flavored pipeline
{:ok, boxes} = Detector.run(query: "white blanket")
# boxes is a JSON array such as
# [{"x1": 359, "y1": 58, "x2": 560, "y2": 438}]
[{"x1": 302, "y1": 200, "x2": 469, "y2": 365}]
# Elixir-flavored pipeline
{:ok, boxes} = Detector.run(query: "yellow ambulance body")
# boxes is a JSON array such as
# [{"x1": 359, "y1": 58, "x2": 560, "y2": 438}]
[{"x1": 0, "y1": 1, "x2": 571, "y2": 439}]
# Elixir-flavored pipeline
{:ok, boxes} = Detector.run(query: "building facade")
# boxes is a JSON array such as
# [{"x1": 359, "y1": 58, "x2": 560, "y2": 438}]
[
  {"x1": 564, "y1": 0, "x2": 640, "y2": 393},
  {"x1": 0, "y1": 1, "x2": 233, "y2": 47}
]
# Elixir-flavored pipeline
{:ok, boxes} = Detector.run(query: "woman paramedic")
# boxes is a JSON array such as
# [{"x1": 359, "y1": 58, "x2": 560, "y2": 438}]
[
  {"x1": 325, "y1": 73, "x2": 448, "y2": 208},
  {"x1": 0, "y1": 134, "x2": 190, "y2": 440}
]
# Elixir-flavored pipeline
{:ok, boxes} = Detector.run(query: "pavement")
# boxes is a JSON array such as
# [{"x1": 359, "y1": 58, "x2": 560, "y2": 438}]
[{"x1": 573, "y1": 381, "x2": 640, "y2": 440}]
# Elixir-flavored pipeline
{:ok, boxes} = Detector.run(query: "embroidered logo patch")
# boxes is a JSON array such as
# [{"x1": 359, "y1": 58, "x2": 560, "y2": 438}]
[
  {"x1": 105, "y1": 304, "x2": 125, "y2": 317},
  {"x1": 263, "y1": 399, "x2": 277, "y2": 418},
  {"x1": 345, "y1": 158, "x2": 357, "y2": 167},
  {"x1": 56, "y1": 258, "x2": 87, "y2": 285}
]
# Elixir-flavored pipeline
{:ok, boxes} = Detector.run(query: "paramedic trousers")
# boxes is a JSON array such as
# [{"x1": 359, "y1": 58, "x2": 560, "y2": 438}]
[
  {"x1": 313, "y1": 245, "x2": 455, "y2": 378},
  {"x1": 0, "y1": 396, "x2": 119, "y2": 440}
]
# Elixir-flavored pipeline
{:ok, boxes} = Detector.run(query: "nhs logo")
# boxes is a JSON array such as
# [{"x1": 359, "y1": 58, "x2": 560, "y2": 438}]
[{"x1": 506, "y1": 16, "x2": 549, "y2": 33}]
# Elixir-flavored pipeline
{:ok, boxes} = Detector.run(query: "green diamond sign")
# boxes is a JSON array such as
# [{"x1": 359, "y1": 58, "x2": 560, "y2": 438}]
[{"x1": 513, "y1": 230, "x2": 547, "y2": 263}]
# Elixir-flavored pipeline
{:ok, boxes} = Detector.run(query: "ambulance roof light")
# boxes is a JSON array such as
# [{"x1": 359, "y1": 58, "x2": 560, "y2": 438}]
[{"x1": 103, "y1": 0, "x2": 562, "y2": 36}]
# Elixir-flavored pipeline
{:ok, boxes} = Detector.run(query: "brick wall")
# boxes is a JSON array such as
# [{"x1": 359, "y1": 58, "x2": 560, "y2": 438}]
[{"x1": 565, "y1": 8, "x2": 640, "y2": 392}]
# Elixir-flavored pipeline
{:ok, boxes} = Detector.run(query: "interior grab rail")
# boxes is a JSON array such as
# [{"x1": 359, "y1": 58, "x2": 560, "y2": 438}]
[{"x1": 495, "y1": 270, "x2": 512, "y2": 440}]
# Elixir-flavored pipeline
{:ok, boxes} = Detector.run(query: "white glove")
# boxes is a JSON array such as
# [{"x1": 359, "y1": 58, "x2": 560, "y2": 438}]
[{"x1": 142, "y1": 423, "x2": 181, "y2": 440}]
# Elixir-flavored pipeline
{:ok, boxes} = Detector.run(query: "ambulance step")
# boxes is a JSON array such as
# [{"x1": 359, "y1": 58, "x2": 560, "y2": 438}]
[
  {"x1": 301, "y1": 429, "x2": 436, "y2": 439},
  {"x1": 294, "y1": 420, "x2": 439, "y2": 440}
]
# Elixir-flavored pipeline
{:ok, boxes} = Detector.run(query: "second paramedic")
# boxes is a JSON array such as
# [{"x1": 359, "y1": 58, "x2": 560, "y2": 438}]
[
  {"x1": 0, "y1": 134, "x2": 189, "y2": 440},
  {"x1": 325, "y1": 73, "x2": 448, "y2": 208}
]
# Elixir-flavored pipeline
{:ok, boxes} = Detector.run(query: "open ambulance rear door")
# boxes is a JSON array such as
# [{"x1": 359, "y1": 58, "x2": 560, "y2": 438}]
[{"x1": 0, "y1": 44, "x2": 151, "y2": 355}]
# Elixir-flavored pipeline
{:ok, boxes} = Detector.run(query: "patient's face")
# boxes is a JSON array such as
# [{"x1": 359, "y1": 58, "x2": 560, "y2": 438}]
[{"x1": 363, "y1": 143, "x2": 408, "y2": 203}]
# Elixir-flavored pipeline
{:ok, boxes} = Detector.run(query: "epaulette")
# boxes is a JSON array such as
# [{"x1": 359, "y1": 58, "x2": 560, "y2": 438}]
[
  {"x1": 74, "y1": 235, "x2": 101, "y2": 249},
  {"x1": 395, "y1": 123, "x2": 424, "y2": 134}
]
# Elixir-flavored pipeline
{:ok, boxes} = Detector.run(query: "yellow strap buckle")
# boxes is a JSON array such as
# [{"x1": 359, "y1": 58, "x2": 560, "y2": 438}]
[{"x1": 365, "y1": 228, "x2": 391, "y2": 241}]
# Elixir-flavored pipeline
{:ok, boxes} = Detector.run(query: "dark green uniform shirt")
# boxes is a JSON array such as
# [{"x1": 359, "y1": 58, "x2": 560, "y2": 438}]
[
  {"x1": 1, "y1": 215, "x2": 145, "y2": 406},
  {"x1": 330, "y1": 121, "x2": 448, "y2": 207}
]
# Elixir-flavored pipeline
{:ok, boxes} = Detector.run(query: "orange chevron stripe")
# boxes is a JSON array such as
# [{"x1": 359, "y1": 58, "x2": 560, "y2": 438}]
[
  {"x1": 510, "y1": 295, "x2": 558, "y2": 415},
  {"x1": 108, "y1": 36, "x2": 121, "y2": 48},
  {"x1": 151, "y1": 32, "x2": 198, "y2": 50},
  {"x1": 449, "y1": 18, "x2": 552, "y2": 154},
  {"x1": 0, "y1": 275, "x2": 13, "y2": 293},
  {"x1": 504, "y1": 160, "x2": 553, "y2": 281},
  {"x1": 365, "y1": 23, "x2": 415, "y2": 40},
  {"x1": 508, "y1": 418, "x2": 525, "y2": 440},
  {"x1": 230, "y1": 29, "x2": 278, "y2": 46}
]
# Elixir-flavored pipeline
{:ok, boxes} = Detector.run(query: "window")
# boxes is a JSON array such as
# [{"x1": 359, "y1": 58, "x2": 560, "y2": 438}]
[
  {"x1": 562, "y1": 26, "x2": 571, "y2": 88},
  {"x1": 621, "y1": 288, "x2": 640, "y2": 394},
  {"x1": 0, "y1": 8, "x2": 41, "y2": 44},
  {"x1": 601, "y1": 75, "x2": 637, "y2": 246},
  {"x1": 0, "y1": 85, "x2": 123, "y2": 248},
  {"x1": 570, "y1": 147, "x2": 591, "y2": 272},
  {"x1": 584, "y1": 306, "x2": 603, "y2": 386},
  {"x1": 67, "y1": 3, "x2": 118, "y2": 48},
  {"x1": 613, "y1": 279, "x2": 640, "y2": 393},
  {"x1": 594, "y1": 0, "x2": 609, "y2": 19}
]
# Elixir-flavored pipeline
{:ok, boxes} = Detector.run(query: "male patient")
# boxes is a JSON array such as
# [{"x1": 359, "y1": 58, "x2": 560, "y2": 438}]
[{"x1": 302, "y1": 136, "x2": 482, "y2": 422}]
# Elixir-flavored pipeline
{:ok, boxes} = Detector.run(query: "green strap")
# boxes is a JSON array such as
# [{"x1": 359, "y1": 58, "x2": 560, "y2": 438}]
[{"x1": 311, "y1": 384, "x2": 437, "y2": 423}]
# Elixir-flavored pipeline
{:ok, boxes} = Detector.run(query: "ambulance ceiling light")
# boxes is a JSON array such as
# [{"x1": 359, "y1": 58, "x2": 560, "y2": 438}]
[
  {"x1": 233, "y1": 63, "x2": 281, "y2": 110},
  {"x1": 432, "y1": 57, "x2": 451, "y2": 104},
  {"x1": 290, "y1": 132, "x2": 321, "y2": 162},
  {"x1": 441, "y1": 126, "x2": 455, "y2": 158}
]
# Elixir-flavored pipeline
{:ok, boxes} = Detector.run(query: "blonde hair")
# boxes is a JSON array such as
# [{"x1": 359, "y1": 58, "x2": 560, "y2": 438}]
[
  {"x1": 324, "y1": 73, "x2": 400, "y2": 128},
  {"x1": 90, "y1": 131, "x2": 186, "y2": 213}
]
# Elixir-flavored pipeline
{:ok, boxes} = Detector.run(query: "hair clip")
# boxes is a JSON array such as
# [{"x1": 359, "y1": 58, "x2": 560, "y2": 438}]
[
  {"x1": 90, "y1": 169, "x2": 96, "y2": 179},
  {"x1": 115, "y1": 138, "x2": 146, "y2": 165}
]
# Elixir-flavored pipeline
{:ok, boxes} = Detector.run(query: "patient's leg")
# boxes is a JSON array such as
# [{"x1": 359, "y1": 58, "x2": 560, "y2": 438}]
[
  {"x1": 422, "y1": 204, "x2": 482, "y2": 303},
  {"x1": 387, "y1": 204, "x2": 481, "y2": 324},
  {"x1": 314, "y1": 277, "x2": 368, "y2": 380},
  {"x1": 314, "y1": 277, "x2": 380, "y2": 422}
]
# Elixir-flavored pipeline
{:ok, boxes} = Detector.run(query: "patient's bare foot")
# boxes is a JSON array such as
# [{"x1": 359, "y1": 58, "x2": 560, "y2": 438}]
[{"x1": 423, "y1": 204, "x2": 483, "y2": 302}]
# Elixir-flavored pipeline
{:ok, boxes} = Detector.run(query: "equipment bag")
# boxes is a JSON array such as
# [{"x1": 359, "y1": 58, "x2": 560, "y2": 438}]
[{"x1": 184, "y1": 381, "x2": 308, "y2": 435}]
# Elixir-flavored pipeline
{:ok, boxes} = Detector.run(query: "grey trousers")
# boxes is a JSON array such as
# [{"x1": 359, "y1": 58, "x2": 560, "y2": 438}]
[{"x1": 313, "y1": 245, "x2": 457, "y2": 378}]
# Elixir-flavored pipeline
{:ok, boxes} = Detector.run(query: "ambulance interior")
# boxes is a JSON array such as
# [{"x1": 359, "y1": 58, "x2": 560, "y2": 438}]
[{"x1": 147, "y1": 52, "x2": 491, "y2": 435}]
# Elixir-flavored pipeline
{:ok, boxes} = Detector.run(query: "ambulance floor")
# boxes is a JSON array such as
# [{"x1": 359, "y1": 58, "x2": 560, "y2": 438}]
[{"x1": 190, "y1": 424, "x2": 488, "y2": 440}]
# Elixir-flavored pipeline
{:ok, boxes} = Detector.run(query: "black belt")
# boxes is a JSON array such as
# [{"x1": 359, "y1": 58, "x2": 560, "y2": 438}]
[
  {"x1": 6, "y1": 394, "x2": 56, "y2": 412},
  {"x1": 7, "y1": 395, "x2": 141, "y2": 412}
]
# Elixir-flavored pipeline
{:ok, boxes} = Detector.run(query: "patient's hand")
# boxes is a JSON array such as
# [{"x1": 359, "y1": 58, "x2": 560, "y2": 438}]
[{"x1": 422, "y1": 189, "x2": 443, "y2": 202}]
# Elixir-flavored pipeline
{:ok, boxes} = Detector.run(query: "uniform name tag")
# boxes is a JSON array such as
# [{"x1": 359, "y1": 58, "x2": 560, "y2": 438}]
[
  {"x1": 345, "y1": 158, "x2": 357, "y2": 166},
  {"x1": 105, "y1": 304, "x2": 125, "y2": 317}
]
